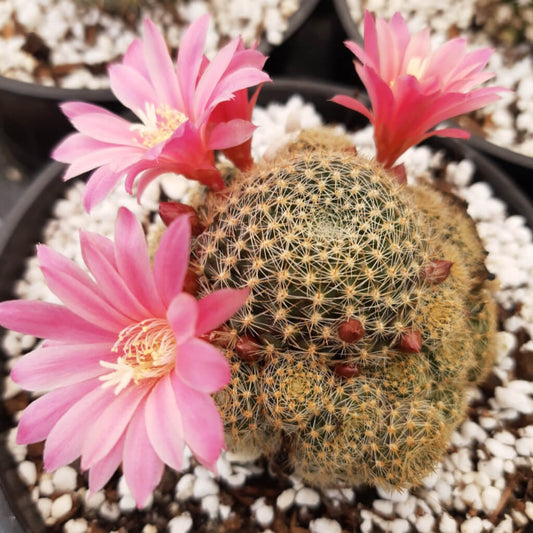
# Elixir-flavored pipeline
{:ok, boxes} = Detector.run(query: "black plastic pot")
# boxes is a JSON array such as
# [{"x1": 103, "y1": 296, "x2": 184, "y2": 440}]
[{"x1": 1, "y1": 78, "x2": 532, "y2": 532}]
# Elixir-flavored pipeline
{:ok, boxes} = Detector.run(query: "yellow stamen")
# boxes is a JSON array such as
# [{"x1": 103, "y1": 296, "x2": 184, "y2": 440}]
[
  {"x1": 131, "y1": 103, "x2": 188, "y2": 148},
  {"x1": 99, "y1": 318, "x2": 176, "y2": 394}
]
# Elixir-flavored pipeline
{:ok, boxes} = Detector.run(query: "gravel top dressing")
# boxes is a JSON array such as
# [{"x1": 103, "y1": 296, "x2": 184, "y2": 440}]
[{"x1": 0, "y1": 0, "x2": 301, "y2": 88}]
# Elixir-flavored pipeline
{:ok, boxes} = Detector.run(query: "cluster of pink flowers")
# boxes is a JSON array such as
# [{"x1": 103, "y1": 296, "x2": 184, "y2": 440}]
[
  {"x1": 53, "y1": 14, "x2": 270, "y2": 211},
  {"x1": 0, "y1": 10, "x2": 504, "y2": 507}
]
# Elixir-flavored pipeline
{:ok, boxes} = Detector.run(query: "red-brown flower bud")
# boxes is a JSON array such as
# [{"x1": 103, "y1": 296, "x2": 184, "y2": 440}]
[
  {"x1": 235, "y1": 334, "x2": 262, "y2": 362},
  {"x1": 159, "y1": 202, "x2": 204, "y2": 236},
  {"x1": 389, "y1": 163, "x2": 407, "y2": 185},
  {"x1": 207, "y1": 325, "x2": 233, "y2": 348},
  {"x1": 334, "y1": 363, "x2": 361, "y2": 379},
  {"x1": 182, "y1": 268, "x2": 199, "y2": 295},
  {"x1": 344, "y1": 146, "x2": 358, "y2": 155},
  {"x1": 397, "y1": 329, "x2": 422, "y2": 353},
  {"x1": 421, "y1": 259, "x2": 453, "y2": 284},
  {"x1": 338, "y1": 319, "x2": 365, "y2": 343}
]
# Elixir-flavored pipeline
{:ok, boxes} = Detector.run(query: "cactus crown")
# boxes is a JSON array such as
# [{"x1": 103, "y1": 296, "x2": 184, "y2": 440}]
[{"x1": 191, "y1": 129, "x2": 496, "y2": 490}]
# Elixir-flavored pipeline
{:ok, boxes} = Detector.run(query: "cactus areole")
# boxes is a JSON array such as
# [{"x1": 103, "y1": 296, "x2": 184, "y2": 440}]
[{"x1": 192, "y1": 129, "x2": 497, "y2": 490}]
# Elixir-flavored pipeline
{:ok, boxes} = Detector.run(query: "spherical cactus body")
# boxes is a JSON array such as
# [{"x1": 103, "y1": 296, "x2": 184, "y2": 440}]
[{"x1": 192, "y1": 129, "x2": 497, "y2": 490}]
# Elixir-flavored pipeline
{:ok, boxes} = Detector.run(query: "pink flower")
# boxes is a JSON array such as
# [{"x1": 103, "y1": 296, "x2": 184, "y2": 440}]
[
  {"x1": 52, "y1": 15, "x2": 270, "y2": 211},
  {"x1": 332, "y1": 10, "x2": 506, "y2": 168},
  {"x1": 0, "y1": 208, "x2": 249, "y2": 507}
]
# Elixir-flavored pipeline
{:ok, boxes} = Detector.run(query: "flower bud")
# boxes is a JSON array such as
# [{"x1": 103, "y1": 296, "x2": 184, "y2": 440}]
[
  {"x1": 338, "y1": 319, "x2": 365, "y2": 343},
  {"x1": 397, "y1": 329, "x2": 422, "y2": 353},
  {"x1": 389, "y1": 163, "x2": 407, "y2": 185},
  {"x1": 421, "y1": 259, "x2": 453, "y2": 284},
  {"x1": 235, "y1": 335, "x2": 262, "y2": 362},
  {"x1": 159, "y1": 202, "x2": 204, "y2": 236},
  {"x1": 334, "y1": 363, "x2": 361, "y2": 379},
  {"x1": 182, "y1": 268, "x2": 199, "y2": 295}
]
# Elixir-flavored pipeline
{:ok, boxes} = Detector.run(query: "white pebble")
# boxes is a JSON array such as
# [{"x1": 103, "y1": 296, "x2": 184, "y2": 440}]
[
  {"x1": 84, "y1": 490, "x2": 106, "y2": 509},
  {"x1": 254, "y1": 503, "x2": 274, "y2": 527},
  {"x1": 373, "y1": 499, "x2": 394, "y2": 516},
  {"x1": 516, "y1": 438, "x2": 533, "y2": 457},
  {"x1": 440, "y1": 513, "x2": 458, "y2": 533},
  {"x1": 36, "y1": 498, "x2": 52, "y2": 520},
  {"x1": 295, "y1": 487, "x2": 321, "y2": 508},
  {"x1": 119, "y1": 494, "x2": 137, "y2": 513},
  {"x1": 461, "y1": 484, "x2": 482, "y2": 509},
  {"x1": 511, "y1": 509, "x2": 529, "y2": 528},
  {"x1": 52, "y1": 466, "x2": 78, "y2": 492},
  {"x1": 309, "y1": 517, "x2": 342, "y2": 533},
  {"x1": 98, "y1": 501, "x2": 120, "y2": 521},
  {"x1": 495, "y1": 387, "x2": 533, "y2": 414},
  {"x1": 224, "y1": 471, "x2": 246, "y2": 488},
  {"x1": 201, "y1": 494, "x2": 220, "y2": 520},
  {"x1": 414, "y1": 514, "x2": 435, "y2": 532},
  {"x1": 17, "y1": 460, "x2": 37, "y2": 486},
  {"x1": 64, "y1": 518, "x2": 88, "y2": 533},
  {"x1": 485, "y1": 438, "x2": 517, "y2": 460},
  {"x1": 192, "y1": 477, "x2": 219, "y2": 499},
  {"x1": 142, "y1": 526, "x2": 157, "y2": 533},
  {"x1": 481, "y1": 486, "x2": 501, "y2": 514},
  {"x1": 175, "y1": 474, "x2": 195, "y2": 501},
  {"x1": 460, "y1": 516, "x2": 483, "y2": 533},
  {"x1": 493, "y1": 516, "x2": 514, "y2": 533},
  {"x1": 395, "y1": 496, "x2": 416, "y2": 519},
  {"x1": 479, "y1": 457, "x2": 504, "y2": 480},
  {"x1": 526, "y1": 501, "x2": 533, "y2": 521},
  {"x1": 168, "y1": 513, "x2": 193, "y2": 533},
  {"x1": 276, "y1": 488, "x2": 296, "y2": 511},
  {"x1": 51, "y1": 493, "x2": 73, "y2": 519}
]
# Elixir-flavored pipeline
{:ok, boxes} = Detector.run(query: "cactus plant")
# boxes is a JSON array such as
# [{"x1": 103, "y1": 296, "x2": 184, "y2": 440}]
[{"x1": 191, "y1": 128, "x2": 497, "y2": 490}]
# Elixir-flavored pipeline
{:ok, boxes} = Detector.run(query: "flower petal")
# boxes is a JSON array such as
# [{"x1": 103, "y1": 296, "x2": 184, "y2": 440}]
[
  {"x1": 83, "y1": 166, "x2": 124, "y2": 212},
  {"x1": 69, "y1": 112, "x2": 139, "y2": 147},
  {"x1": 167, "y1": 292, "x2": 198, "y2": 341},
  {"x1": 80, "y1": 231, "x2": 150, "y2": 320},
  {"x1": 17, "y1": 380, "x2": 99, "y2": 444},
  {"x1": 145, "y1": 375, "x2": 185, "y2": 471},
  {"x1": 88, "y1": 433, "x2": 126, "y2": 495},
  {"x1": 0, "y1": 300, "x2": 114, "y2": 343},
  {"x1": 108, "y1": 63, "x2": 156, "y2": 116},
  {"x1": 38, "y1": 245, "x2": 130, "y2": 331},
  {"x1": 114, "y1": 207, "x2": 167, "y2": 317},
  {"x1": 153, "y1": 215, "x2": 191, "y2": 306},
  {"x1": 142, "y1": 18, "x2": 182, "y2": 109},
  {"x1": 171, "y1": 375, "x2": 225, "y2": 471},
  {"x1": 207, "y1": 119, "x2": 255, "y2": 150},
  {"x1": 81, "y1": 384, "x2": 150, "y2": 470},
  {"x1": 11, "y1": 343, "x2": 114, "y2": 391},
  {"x1": 195, "y1": 287, "x2": 250, "y2": 336},
  {"x1": 44, "y1": 385, "x2": 114, "y2": 471},
  {"x1": 175, "y1": 337, "x2": 230, "y2": 393},
  {"x1": 122, "y1": 399, "x2": 165, "y2": 508},
  {"x1": 176, "y1": 13, "x2": 210, "y2": 116}
]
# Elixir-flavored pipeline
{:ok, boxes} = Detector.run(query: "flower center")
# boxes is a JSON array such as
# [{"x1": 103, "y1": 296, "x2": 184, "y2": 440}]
[
  {"x1": 100, "y1": 318, "x2": 176, "y2": 394},
  {"x1": 131, "y1": 103, "x2": 188, "y2": 148},
  {"x1": 405, "y1": 57, "x2": 429, "y2": 80}
]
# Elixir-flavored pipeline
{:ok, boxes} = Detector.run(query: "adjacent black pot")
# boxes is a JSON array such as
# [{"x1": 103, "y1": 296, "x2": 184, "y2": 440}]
[
  {"x1": 0, "y1": 0, "x2": 321, "y2": 173},
  {"x1": 1, "y1": 78, "x2": 532, "y2": 532}
]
